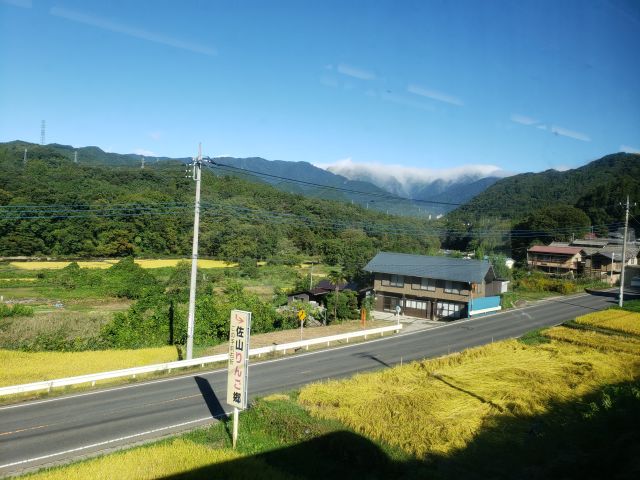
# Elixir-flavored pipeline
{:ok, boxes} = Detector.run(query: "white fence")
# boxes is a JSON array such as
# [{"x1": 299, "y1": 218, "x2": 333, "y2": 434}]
[{"x1": 0, "y1": 324, "x2": 402, "y2": 397}]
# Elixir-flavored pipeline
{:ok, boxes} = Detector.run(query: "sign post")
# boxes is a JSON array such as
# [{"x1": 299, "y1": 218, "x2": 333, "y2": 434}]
[
  {"x1": 297, "y1": 309, "x2": 306, "y2": 340},
  {"x1": 226, "y1": 309, "x2": 251, "y2": 449}
]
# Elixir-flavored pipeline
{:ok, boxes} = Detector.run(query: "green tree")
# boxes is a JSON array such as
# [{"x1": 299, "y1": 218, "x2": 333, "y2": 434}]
[
  {"x1": 510, "y1": 205, "x2": 591, "y2": 262},
  {"x1": 327, "y1": 269, "x2": 347, "y2": 325}
]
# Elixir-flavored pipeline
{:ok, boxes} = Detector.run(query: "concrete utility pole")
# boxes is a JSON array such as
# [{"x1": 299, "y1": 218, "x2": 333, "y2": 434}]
[
  {"x1": 619, "y1": 196, "x2": 630, "y2": 307},
  {"x1": 186, "y1": 143, "x2": 203, "y2": 360}
]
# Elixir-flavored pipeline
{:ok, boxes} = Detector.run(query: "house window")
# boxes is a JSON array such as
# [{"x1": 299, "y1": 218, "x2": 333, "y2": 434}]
[
  {"x1": 389, "y1": 274, "x2": 404, "y2": 287},
  {"x1": 420, "y1": 277, "x2": 436, "y2": 291},
  {"x1": 444, "y1": 281, "x2": 461, "y2": 294},
  {"x1": 436, "y1": 301, "x2": 462, "y2": 319},
  {"x1": 405, "y1": 299, "x2": 427, "y2": 310}
]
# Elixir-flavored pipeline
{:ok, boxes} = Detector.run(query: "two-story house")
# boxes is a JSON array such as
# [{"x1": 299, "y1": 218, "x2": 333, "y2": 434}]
[
  {"x1": 363, "y1": 252, "x2": 507, "y2": 320},
  {"x1": 526, "y1": 245, "x2": 584, "y2": 275}
]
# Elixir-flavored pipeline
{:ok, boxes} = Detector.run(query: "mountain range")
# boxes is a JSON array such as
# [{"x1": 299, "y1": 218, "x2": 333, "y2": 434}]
[{"x1": 5, "y1": 141, "x2": 499, "y2": 216}]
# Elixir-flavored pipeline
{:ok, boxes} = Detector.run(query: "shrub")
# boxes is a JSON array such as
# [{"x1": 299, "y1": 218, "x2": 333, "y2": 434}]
[{"x1": 0, "y1": 303, "x2": 34, "y2": 318}]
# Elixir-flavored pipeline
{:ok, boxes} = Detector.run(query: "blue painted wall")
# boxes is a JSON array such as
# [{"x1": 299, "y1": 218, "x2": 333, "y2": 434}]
[{"x1": 470, "y1": 296, "x2": 501, "y2": 313}]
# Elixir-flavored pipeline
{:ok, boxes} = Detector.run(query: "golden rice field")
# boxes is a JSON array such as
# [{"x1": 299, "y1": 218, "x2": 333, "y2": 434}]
[
  {"x1": 23, "y1": 438, "x2": 288, "y2": 480},
  {"x1": 0, "y1": 346, "x2": 178, "y2": 387},
  {"x1": 9, "y1": 259, "x2": 237, "y2": 270},
  {"x1": 545, "y1": 325, "x2": 640, "y2": 354},
  {"x1": 575, "y1": 309, "x2": 640, "y2": 336},
  {"x1": 298, "y1": 310, "x2": 640, "y2": 458}
]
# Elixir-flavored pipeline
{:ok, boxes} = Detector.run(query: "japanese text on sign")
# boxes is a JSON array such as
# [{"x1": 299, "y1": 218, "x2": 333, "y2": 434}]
[{"x1": 226, "y1": 310, "x2": 251, "y2": 409}]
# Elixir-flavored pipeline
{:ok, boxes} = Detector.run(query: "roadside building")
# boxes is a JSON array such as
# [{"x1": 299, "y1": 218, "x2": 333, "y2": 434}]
[
  {"x1": 528, "y1": 237, "x2": 639, "y2": 283},
  {"x1": 526, "y1": 245, "x2": 585, "y2": 275},
  {"x1": 287, "y1": 279, "x2": 360, "y2": 305},
  {"x1": 363, "y1": 252, "x2": 507, "y2": 320}
]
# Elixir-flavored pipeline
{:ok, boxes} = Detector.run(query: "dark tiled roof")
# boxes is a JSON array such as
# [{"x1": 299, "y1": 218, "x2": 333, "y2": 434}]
[{"x1": 363, "y1": 252, "x2": 492, "y2": 284}]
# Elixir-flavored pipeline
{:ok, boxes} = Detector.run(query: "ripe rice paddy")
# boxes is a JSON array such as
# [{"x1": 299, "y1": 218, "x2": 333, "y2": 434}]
[
  {"x1": 574, "y1": 309, "x2": 640, "y2": 336},
  {"x1": 297, "y1": 310, "x2": 640, "y2": 458},
  {"x1": 9, "y1": 259, "x2": 237, "y2": 270},
  {"x1": 0, "y1": 346, "x2": 178, "y2": 387}
]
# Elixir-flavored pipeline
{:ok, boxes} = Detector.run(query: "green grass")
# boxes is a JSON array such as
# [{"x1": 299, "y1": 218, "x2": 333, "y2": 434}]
[{"x1": 518, "y1": 328, "x2": 551, "y2": 345}]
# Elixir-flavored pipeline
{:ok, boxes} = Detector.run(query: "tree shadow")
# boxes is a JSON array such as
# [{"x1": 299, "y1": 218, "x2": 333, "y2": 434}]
[
  {"x1": 160, "y1": 379, "x2": 640, "y2": 480},
  {"x1": 194, "y1": 376, "x2": 231, "y2": 441}
]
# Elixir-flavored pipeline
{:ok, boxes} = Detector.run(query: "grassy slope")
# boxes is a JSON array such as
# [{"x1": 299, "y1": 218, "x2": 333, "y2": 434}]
[{"x1": 23, "y1": 308, "x2": 640, "y2": 479}]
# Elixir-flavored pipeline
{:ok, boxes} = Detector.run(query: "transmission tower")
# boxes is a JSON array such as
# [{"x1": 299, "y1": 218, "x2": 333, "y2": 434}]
[
  {"x1": 23, "y1": 148, "x2": 27, "y2": 167},
  {"x1": 141, "y1": 156, "x2": 145, "y2": 169},
  {"x1": 74, "y1": 151, "x2": 78, "y2": 164},
  {"x1": 40, "y1": 120, "x2": 46, "y2": 145}
]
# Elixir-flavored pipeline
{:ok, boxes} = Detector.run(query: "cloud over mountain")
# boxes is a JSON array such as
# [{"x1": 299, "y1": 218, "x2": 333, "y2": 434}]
[{"x1": 320, "y1": 158, "x2": 507, "y2": 198}]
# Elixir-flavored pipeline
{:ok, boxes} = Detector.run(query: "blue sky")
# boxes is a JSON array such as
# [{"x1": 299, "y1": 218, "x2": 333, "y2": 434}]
[{"x1": 1, "y1": 0, "x2": 638, "y2": 177}]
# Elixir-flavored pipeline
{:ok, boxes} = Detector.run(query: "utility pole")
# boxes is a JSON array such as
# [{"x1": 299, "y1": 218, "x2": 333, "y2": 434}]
[
  {"x1": 186, "y1": 143, "x2": 203, "y2": 360},
  {"x1": 74, "y1": 151, "x2": 78, "y2": 164},
  {"x1": 619, "y1": 196, "x2": 630, "y2": 307},
  {"x1": 23, "y1": 148, "x2": 27, "y2": 167},
  {"x1": 141, "y1": 156, "x2": 145, "y2": 169}
]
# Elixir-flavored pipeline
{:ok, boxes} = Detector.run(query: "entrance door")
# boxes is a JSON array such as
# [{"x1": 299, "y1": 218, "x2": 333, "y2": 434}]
[{"x1": 383, "y1": 295, "x2": 401, "y2": 312}]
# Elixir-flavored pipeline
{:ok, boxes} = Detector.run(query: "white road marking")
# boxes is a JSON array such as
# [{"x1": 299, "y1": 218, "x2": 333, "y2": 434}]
[{"x1": 0, "y1": 416, "x2": 219, "y2": 469}]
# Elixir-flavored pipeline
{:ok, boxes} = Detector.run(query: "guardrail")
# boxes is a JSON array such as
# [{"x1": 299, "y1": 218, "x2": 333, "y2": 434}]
[{"x1": 0, "y1": 324, "x2": 402, "y2": 397}]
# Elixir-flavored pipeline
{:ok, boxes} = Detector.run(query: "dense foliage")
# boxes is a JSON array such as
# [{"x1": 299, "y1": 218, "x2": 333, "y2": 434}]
[
  {"x1": 454, "y1": 152, "x2": 640, "y2": 222},
  {"x1": 510, "y1": 205, "x2": 591, "y2": 261}
]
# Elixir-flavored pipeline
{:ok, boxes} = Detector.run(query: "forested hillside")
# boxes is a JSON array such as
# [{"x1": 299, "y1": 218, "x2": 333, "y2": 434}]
[
  {"x1": 0, "y1": 143, "x2": 439, "y2": 277},
  {"x1": 454, "y1": 152, "x2": 640, "y2": 224}
]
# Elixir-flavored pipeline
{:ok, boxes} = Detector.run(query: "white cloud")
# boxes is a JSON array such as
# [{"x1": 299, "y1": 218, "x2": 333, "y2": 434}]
[
  {"x1": 50, "y1": 6, "x2": 216, "y2": 56},
  {"x1": 511, "y1": 113, "x2": 539, "y2": 125},
  {"x1": 337, "y1": 63, "x2": 376, "y2": 80},
  {"x1": 510, "y1": 113, "x2": 591, "y2": 142},
  {"x1": 550, "y1": 125, "x2": 591, "y2": 142},
  {"x1": 380, "y1": 91, "x2": 436, "y2": 111},
  {"x1": 620, "y1": 144, "x2": 640, "y2": 154},
  {"x1": 319, "y1": 157, "x2": 507, "y2": 187},
  {"x1": 134, "y1": 148, "x2": 156, "y2": 156},
  {"x1": 407, "y1": 84, "x2": 463, "y2": 106},
  {"x1": 148, "y1": 131, "x2": 162, "y2": 141},
  {"x1": 551, "y1": 165, "x2": 571, "y2": 172}
]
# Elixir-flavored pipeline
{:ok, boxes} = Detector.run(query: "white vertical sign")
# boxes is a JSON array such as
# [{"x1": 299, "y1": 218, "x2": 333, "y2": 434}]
[{"x1": 227, "y1": 309, "x2": 251, "y2": 409}]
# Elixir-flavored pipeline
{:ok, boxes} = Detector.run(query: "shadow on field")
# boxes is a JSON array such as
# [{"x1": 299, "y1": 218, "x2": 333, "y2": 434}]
[{"x1": 160, "y1": 379, "x2": 640, "y2": 480}]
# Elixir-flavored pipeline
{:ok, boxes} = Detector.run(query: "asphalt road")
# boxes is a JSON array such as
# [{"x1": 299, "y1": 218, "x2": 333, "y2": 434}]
[{"x1": 0, "y1": 290, "x2": 627, "y2": 476}]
